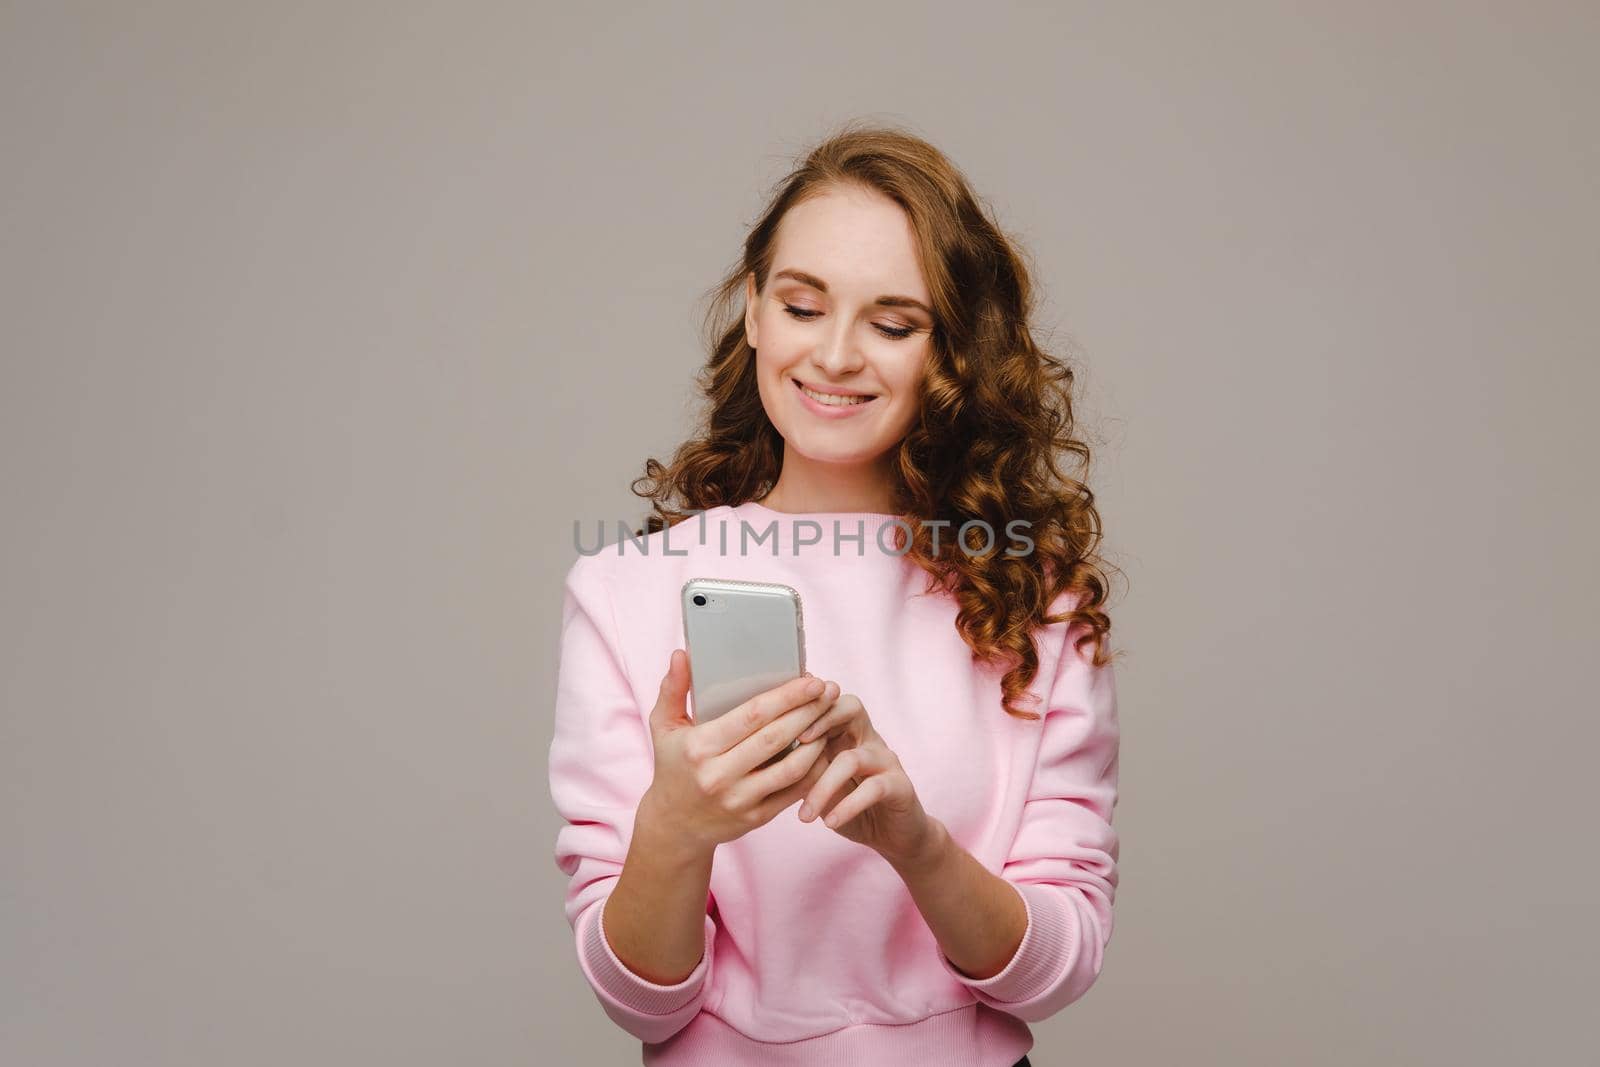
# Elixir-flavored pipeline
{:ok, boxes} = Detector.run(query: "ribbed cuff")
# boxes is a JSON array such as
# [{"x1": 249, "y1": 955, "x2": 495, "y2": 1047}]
[
  {"x1": 937, "y1": 881, "x2": 1075, "y2": 1003},
  {"x1": 579, "y1": 897, "x2": 714, "y2": 1016}
]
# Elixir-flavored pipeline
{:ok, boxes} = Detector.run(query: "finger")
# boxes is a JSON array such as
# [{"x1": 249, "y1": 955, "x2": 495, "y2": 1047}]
[
  {"x1": 697, "y1": 675, "x2": 824, "y2": 755},
  {"x1": 720, "y1": 680, "x2": 838, "y2": 777},
  {"x1": 798, "y1": 692, "x2": 864, "y2": 744},
  {"x1": 799, "y1": 747, "x2": 872, "y2": 823},
  {"x1": 761, "y1": 745, "x2": 830, "y2": 818},
  {"x1": 747, "y1": 738, "x2": 829, "y2": 818},
  {"x1": 650, "y1": 649, "x2": 693, "y2": 731},
  {"x1": 796, "y1": 698, "x2": 846, "y2": 744},
  {"x1": 817, "y1": 774, "x2": 888, "y2": 829}
]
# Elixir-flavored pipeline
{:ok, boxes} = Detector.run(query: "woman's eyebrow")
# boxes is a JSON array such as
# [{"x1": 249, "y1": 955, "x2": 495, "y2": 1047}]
[{"x1": 772, "y1": 268, "x2": 932, "y2": 316}]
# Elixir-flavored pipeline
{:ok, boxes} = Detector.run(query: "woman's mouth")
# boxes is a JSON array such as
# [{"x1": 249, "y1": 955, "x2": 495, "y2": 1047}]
[{"x1": 793, "y1": 377, "x2": 877, "y2": 413}]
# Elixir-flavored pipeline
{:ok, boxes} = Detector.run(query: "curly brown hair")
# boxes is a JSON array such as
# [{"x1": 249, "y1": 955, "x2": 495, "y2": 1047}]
[{"x1": 632, "y1": 120, "x2": 1123, "y2": 720}]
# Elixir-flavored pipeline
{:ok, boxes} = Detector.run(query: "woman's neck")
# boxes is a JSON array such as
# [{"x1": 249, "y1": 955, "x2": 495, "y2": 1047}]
[{"x1": 759, "y1": 457, "x2": 898, "y2": 515}]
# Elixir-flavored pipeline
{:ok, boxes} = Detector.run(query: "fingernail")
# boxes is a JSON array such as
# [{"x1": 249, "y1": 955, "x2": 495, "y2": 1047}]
[
  {"x1": 798, "y1": 802, "x2": 812, "y2": 820},
  {"x1": 805, "y1": 678, "x2": 823, "y2": 698}
]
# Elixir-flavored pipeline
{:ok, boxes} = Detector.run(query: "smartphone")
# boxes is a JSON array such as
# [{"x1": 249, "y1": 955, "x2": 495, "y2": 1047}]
[{"x1": 681, "y1": 578, "x2": 807, "y2": 763}]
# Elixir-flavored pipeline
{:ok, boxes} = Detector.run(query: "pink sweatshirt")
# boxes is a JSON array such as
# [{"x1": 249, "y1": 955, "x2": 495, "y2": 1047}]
[{"x1": 548, "y1": 501, "x2": 1120, "y2": 1065}]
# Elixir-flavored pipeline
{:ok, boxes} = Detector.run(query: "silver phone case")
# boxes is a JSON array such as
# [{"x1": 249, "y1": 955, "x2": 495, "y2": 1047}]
[{"x1": 680, "y1": 578, "x2": 807, "y2": 741}]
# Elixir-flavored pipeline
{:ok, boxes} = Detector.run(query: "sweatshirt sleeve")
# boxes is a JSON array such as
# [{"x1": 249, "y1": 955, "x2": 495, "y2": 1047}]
[
  {"x1": 548, "y1": 553, "x2": 716, "y2": 1044},
  {"x1": 936, "y1": 607, "x2": 1120, "y2": 1022}
]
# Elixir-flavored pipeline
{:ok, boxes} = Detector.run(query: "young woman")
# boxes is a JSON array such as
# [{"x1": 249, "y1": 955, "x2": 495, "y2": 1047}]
[{"x1": 549, "y1": 122, "x2": 1121, "y2": 1066}]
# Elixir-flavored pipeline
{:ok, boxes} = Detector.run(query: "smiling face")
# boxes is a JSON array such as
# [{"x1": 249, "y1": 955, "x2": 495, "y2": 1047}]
[{"x1": 743, "y1": 184, "x2": 934, "y2": 503}]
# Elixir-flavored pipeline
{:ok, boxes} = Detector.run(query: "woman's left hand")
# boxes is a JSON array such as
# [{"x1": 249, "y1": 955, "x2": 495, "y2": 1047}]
[{"x1": 795, "y1": 686, "x2": 938, "y2": 867}]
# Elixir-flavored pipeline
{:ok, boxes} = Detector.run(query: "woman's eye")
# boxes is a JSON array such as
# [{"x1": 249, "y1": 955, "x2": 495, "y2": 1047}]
[{"x1": 781, "y1": 304, "x2": 917, "y2": 341}]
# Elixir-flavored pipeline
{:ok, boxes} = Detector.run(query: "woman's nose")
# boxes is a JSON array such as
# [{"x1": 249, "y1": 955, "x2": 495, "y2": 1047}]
[{"x1": 812, "y1": 321, "x2": 865, "y2": 375}]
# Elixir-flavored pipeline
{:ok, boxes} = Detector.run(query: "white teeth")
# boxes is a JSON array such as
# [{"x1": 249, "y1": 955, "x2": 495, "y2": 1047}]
[{"x1": 799, "y1": 383, "x2": 872, "y2": 407}]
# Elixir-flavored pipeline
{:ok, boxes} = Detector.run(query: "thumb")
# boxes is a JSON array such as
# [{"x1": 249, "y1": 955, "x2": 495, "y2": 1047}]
[{"x1": 651, "y1": 648, "x2": 693, "y2": 731}]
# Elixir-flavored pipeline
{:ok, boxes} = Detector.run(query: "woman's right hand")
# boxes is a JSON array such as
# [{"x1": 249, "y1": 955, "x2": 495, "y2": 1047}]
[{"x1": 638, "y1": 648, "x2": 838, "y2": 855}]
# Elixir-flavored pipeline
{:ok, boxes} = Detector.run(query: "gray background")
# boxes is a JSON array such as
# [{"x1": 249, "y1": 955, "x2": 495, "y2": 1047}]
[{"x1": 3, "y1": 2, "x2": 1595, "y2": 1064}]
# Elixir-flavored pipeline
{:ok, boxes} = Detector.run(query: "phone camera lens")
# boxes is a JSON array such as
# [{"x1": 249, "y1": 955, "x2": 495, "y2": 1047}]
[{"x1": 692, "y1": 594, "x2": 707, "y2": 606}]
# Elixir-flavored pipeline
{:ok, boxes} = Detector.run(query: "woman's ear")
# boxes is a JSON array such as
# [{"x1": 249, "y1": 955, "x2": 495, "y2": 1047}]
[{"x1": 744, "y1": 272, "x2": 759, "y2": 349}]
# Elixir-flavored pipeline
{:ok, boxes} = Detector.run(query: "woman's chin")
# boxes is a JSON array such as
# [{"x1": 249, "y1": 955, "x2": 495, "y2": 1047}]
[{"x1": 787, "y1": 440, "x2": 888, "y2": 466}]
